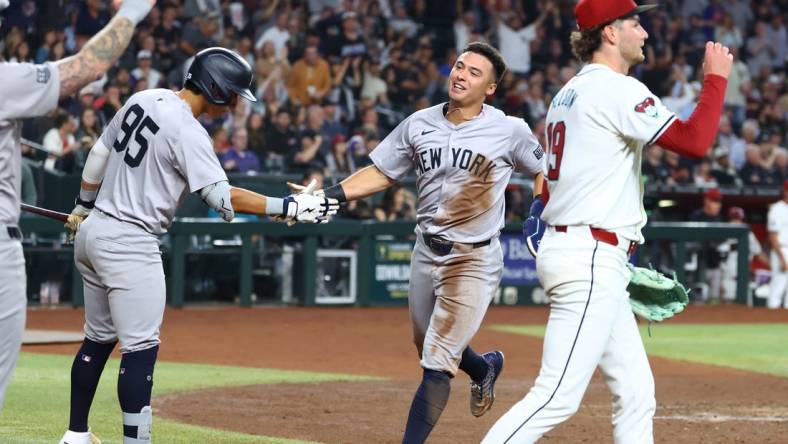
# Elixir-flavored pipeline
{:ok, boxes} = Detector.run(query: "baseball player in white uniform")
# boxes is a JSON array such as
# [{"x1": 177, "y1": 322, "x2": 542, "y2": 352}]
[
  {"x1": 0, "y1": 0, "x2": 158, "y2": 414},
  {"x1": 767, "y1": 181, "x2": 788, "y2": 309},
  {"x1": 57, "y1": 48, "x2": 337, "y2": 444},
  {"x1": 485, "y1": 1, "x2": 733, "y2": 443},
  {"x1": 292, "y1": 42, "x2": 544, "y2": 443}
]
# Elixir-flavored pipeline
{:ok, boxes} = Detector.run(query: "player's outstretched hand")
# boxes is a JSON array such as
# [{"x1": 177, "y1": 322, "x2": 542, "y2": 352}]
[
  {"x1": 282, "y1": 193, "x2": 339, "y2": 224},
  {"x1": 64, "y1": 204, "x2": 92, "y2": 243},
  {"x1": 702, "y1": 42, "x2": 733, "y2": 79},
  {"x1": 285, "y1": 180, "x2": 325, "y2": 197}
]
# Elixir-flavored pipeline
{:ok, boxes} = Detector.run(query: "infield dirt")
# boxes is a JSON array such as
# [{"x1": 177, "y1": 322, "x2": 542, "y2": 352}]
[{"x1": 25, "y1": 305, "x2": 788, "y2": 443}]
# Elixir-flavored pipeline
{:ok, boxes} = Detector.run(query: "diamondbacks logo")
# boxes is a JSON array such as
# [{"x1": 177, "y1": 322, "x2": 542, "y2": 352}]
[{"x1": 634, "y1": 97, "x2": 658, "y2": 118}]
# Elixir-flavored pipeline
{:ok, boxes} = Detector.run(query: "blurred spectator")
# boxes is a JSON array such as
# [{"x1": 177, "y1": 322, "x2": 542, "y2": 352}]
[
  {"x1": 504, "y1": 185, "x2": 527, "y2": 223},
  {"x1": 745, "y1": 21, "x2": 778, "y2": 77},
  {"x1": 710, "y1": 146, "x2": 741, "y2": 186},
  {"x1": 494, "y1": 5, "x2": 552, "y2": 77},
  {"x1": 765, "y1": 14, "x2": 786, "y2": 71},
  {"x1": 388, "y1": 1, "x2": 419, "y2": 39},
  {"x1": 153, "y1": 4, "x2": 182, "y2": 72},
  {"x1": 716, "y1": 114, "x2": 746, "y2": 169},
  {"x1": 715, "y1": 13, "x2": 743, "y2": 50},
  {"x1": 220, "y1": 128, "x2": 260, "y2": 173},
  {"x1": 42, "y1": 110, "x2": 77, "y2": 173},
  {"x1": 287, "y1": 44, "x2": 331, "y2": 106},
  {"x1": 131, "y1": 50, "x2": 162, "y2": 89},
  {"x1": 255, "y1": 11, "x2": 290, "y2": 57},
  {"x1": 35, "y1": 29, "x2": 58, "y2": 64},
  {"x1": 767, "y1": 181, "x2": 788, "y2": 309},
  {"x1": 723, "y1": 0, "x2": 754, "y2": 34},
  {"x1": 290, "y1": 104, "x2": 328, "y2": 171},
  {"x1": 453, "y1": 10, "x2": 476, "y2": 55},
  {"x1": 690, "y1": 188, "x2": 725, "y2": 303},
  {"x1": 264, "y1": 108, "x2": 299, "y2": 171},
  {"x1": 739, "y1": 145, "x2": 774, "y2": 186},
  {"x1": 96, "y1": 82, "x2": 123, "y2": 122},
  {"x1": 374, "y1": 183, "x2": 416, "y2": 221},
  {"x1": 76, "y1": 107, "x2": 102, "y2": 147},
  {"x1": 664, "y1": 150, "x2": 692, "y2": 185},
  {"x1": 177, "y1": 12, "x2": 220, "y2": 63},
  {"x1": 329, "y1": 11, "x2": 366, "y2": 59},
  {"x1": 321, "y1": 98, "x2": 346, "y2": 140},
  {"x1": 773, "y1": 148, "x2": 788, "y2": 184},
  {"x1": 328, "y1": 54, "x2": 363, "y2": 120},
  {"x1": 75, "y1": 0, "x2": 110, "y2": 50},
  {"x1": 360, "y1": 58, "x2": 387, "y2": 104},
  {"x1": 211, "y1": 126, "x2": 230, "y2": 156},
  {"x1": 325, "y1": 134, "x2": 355, "y2": 177},
  {"x1": 694, "y1": 159, "x2": 719, "y2": 188},
  {"x1": 246, "y1": 112, "x2": 266, "y2": 158},
  {"x1": 9, "y1": 40, "x2": 32, "y2": 63}
]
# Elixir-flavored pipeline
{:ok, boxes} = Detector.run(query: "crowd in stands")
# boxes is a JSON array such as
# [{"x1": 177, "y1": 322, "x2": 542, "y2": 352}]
[{"x1": 1, "y1": 0, "x2": 786, "y2": 223}]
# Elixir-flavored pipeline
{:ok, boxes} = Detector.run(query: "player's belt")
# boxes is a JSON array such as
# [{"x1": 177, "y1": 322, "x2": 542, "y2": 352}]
[
  {"x1": 1, "y1": 225, "x2": 22, "y2": 240},
  {"x1": 553, "y1": 225, "x2": 637, "y2": 256},
  {"x1": 422, "y1": 233, "x2": 491, "y2": 256}
]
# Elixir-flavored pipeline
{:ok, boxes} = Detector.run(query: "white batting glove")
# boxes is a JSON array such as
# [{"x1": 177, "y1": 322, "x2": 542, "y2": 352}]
[
  {"x1": 64, "y1": 204, "x2": 92, "y2": 243},
  {"x1": 282, "y1": 185, "x2": 339, "y2": 224}
]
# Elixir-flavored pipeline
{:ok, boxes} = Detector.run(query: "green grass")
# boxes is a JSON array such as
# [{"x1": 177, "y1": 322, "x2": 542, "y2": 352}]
[
  {"x1": 490, "y1": 323, "x2": 788, "y2": 378},
  {"x1": 0, "y1": 353, "x2": 380, "y2": 444}
]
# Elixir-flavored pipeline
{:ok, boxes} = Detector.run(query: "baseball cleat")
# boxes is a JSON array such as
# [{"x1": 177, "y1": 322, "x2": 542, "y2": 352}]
[
  {"x1": 58, "y1": 428, "x2": 102, "y2": 444},
  {"x1": 470, "y1": 350, "x2": 504, "y2": 417}
]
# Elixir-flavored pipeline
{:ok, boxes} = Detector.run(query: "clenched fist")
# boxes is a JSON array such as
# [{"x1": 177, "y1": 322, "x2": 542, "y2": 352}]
[{"x1": 702, "y1": 41, "x2": 734, "y2": 79}]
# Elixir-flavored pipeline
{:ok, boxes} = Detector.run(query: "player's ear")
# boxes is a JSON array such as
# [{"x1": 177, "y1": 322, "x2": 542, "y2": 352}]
[{"x1": 486, "y1": 82, "x2": 497, "y2": 96}]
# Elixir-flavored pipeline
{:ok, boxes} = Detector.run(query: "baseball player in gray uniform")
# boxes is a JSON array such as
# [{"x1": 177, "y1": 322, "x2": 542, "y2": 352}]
[
  {"x1": 57, "y1": 47, "x2": 337, "y2": 444},
  {"x1": 294, "y1": 42, "x2": 543, "y2": 443},
  {"x1": 0, "y1": 0, "x2": 157, "y2": 414}
]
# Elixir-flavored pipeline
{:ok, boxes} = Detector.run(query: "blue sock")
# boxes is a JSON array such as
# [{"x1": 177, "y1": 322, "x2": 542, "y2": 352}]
[
  {"x1": 118, "y1": 346, "x2": 158, "y2": 440},
  {"x1": 459, "y1": 346, "x2": 488, "y2": 383},
  {"x1": 69, "y1": 339, "x2": 116, "y2": 432},
  {"x1": 402, "y1": 369, "x2": 451, "y2": 444}
]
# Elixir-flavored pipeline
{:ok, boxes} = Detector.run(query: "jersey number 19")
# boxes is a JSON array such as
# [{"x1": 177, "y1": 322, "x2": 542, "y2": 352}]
[
  {"x1": 113, "y1": 104, "x2": 160, "y2": 168},
  {"x1": 546, "y1": 121, "x2": 566, "y2": 180}
]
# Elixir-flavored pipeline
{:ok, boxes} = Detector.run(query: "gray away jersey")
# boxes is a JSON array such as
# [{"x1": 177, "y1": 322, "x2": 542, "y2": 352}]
[
  {"x1": 0, "y1": 62, "x2": 60, "y2": 225},
  {"x1": 95, "y1": 89, "x2": 227, "y2": 234},
  {"x1": 369, "y1": 103, "x2": 543, "y2": 243}
]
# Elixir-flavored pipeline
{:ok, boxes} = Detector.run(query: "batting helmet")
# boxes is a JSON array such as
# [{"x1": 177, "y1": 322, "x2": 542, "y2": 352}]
[{"x1": 185, "y1": 47, "x2": 256, "y2": 106}]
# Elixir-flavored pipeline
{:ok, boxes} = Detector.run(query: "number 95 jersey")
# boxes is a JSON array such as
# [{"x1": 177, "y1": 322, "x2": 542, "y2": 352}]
[
  {"x1": 95, "y1": 89, "x2": 227, "y2": 235},
  {"x1": 540, "y1": 64, "x2": 675, "y2": 243}
]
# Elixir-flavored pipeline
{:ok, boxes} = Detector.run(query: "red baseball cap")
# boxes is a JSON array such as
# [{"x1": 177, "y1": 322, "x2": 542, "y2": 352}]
[
  {"x1": 704, "y1": 188, "x2": 722, "y2": 202},
  {"x1": 575, "y1": 0, "x2": 658, "y2": 31}
]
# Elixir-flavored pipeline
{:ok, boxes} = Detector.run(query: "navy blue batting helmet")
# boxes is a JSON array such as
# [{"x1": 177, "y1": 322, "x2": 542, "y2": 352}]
[{"x1": 185, "y1": 47, "x2": 256, "y2": 106}]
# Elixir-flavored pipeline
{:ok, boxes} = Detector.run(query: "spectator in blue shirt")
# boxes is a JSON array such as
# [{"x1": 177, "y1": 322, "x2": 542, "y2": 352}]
[{"x1": 220, "y1": 128, "x2": 261, "y2": 173}]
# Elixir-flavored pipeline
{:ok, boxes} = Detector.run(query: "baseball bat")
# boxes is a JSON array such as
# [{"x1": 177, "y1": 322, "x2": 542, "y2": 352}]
[{"x1": 20, "y1": 203, "x2": 69, "y2": 223}]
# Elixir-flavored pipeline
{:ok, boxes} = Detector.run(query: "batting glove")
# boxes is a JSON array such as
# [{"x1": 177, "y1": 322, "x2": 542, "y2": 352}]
[
  {"x1": 523, "y1": 197, "x2": 545, "y2": 257},
  {"x1": 282, "y1": 193, "x2": 339, "y2": 224},
  {"x1": 64, "y1": 201, "x2": 93, "y2": 243}
]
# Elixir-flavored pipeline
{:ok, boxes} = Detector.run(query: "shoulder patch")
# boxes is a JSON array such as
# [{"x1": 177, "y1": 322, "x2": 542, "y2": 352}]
[
  {"x1": 634, "y1": 97, "x2": 658, "y2": 118},
  {"x1": 532, "y1": 145, "x2": 544, "y2": 160},
  {"x1": 36, "y1": 67, "x2": 51, "y2": 84}
]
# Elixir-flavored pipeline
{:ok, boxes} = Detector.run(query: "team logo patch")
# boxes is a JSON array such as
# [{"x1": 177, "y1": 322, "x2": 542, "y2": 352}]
[
  {"x1": 81, "y1": 354, "x2": 91, "y2": 363},
  {"x1": 634, "y1": 97, "x2": 658, "y2": 118},
  {"x1": 532, "y1": 146, "x2": 544, "y2": 160},
  {"x1": 36, "y1": 67, "x2": 50, "y2": 84}
]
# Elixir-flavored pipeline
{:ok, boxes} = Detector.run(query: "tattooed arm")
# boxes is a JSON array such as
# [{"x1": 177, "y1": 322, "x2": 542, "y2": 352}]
[{"x1": 55, "y1": 0, "x2": 155, "y2": 99}]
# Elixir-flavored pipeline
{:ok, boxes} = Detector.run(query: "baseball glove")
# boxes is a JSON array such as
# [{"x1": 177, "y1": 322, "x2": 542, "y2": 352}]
[{"x1": 627, "y1": 264, "x2": 689, "y2": 322}]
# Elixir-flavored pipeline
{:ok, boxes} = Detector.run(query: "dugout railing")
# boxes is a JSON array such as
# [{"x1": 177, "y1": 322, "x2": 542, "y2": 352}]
[{"x1": 18, "y1": 218, "x2": 750, "y2": 307}]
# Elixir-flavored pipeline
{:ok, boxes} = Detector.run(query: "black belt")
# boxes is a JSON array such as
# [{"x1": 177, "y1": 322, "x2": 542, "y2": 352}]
[
  {"x1": 422, "y1": 233, "x2": 491, "y2": 256},
  {"x1": 6, "y1": 226, "x2": 21, "y2": 239}
]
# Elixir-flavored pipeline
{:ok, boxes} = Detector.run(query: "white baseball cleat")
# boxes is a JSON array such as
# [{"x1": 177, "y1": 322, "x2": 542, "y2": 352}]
[{"x1": 58, "y1": 428, "x2": 102, "y2": 444}]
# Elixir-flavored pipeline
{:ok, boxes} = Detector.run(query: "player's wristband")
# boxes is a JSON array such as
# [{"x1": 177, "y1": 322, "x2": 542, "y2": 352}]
[
  {"x1": 75, "y1": 196, "x2": 95, "y2": 210},
  {"x1": 116, "y1": 0, "x2": 154, "y2": 25},
  {"x1": 323, "y1": 184, "x2": 347, "y2": 203},
  {"x1": 265, "y1": 197, "x2": 285, "y2": 216}
]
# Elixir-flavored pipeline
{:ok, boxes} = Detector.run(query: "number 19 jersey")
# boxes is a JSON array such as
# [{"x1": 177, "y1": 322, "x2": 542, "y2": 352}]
[
  {"x1": 95, "y1": 89, "x2": 227, "y2": 235},
  {"x1": 541, "y1": 63, "x2": 675, "y2": 243}
]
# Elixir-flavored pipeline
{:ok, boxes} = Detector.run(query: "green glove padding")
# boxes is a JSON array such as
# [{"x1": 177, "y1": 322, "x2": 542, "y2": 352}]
[{"x1": 627, "y1": 264, "x2": 689, "y2": 322}]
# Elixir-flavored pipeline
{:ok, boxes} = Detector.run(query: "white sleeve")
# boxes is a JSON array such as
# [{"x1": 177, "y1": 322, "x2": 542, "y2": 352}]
[
  {"x1": 368, "y1": 116, "x2": 415, "y2": 180},
  {"x1": 0, "y1": 62, "x2": 60, "y2": 120},
  {"x1": 42, "y1": 129, "x2": 62, "y2": 155},
  {"x1": 768, "y1": 205, "x2": 779, "y2": 232},
  {"x1": 81, "y1": 139, "x2": 111, "y2": 184},
  {"x1": 509, "y1": 117, "x2": 544, "y2": 175},
  {"x1": 605, "y1": 78, "x2": 677, "y2": 146}
]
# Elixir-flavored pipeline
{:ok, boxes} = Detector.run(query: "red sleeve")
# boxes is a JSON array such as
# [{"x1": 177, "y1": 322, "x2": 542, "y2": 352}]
[{"x1": 655, "y1": 75, "x2": 728, "y2": 158}]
